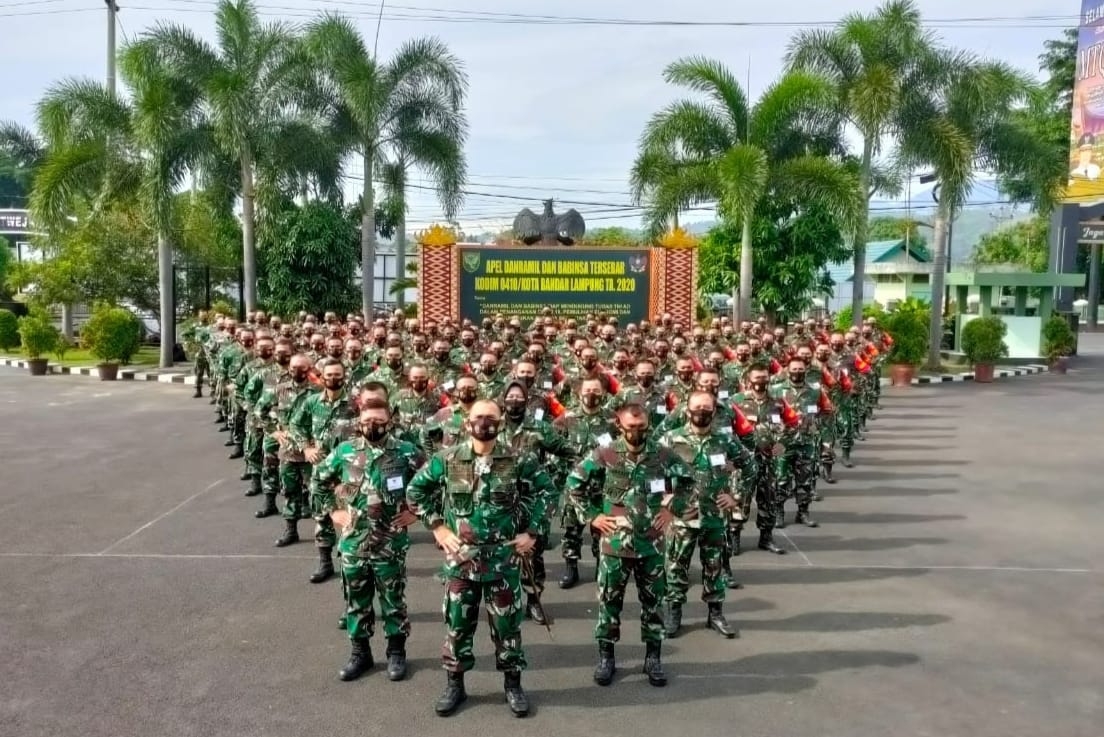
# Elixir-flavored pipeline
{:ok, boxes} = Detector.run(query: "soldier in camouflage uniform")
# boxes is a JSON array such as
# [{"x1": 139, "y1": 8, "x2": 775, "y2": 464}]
[
  {"x1": 245, "y1": 338, "x2": 293, "y2": 517},
  {"x1": 183, "y1": 310, "x2": 210, "y2": 399},
  {"x1": 660, "y1": 390, "x2": 756, "y2": 640},
  {"x1": 345, "y1": 339, "x2": 374, "y2": 390},
  {"x1": 368, "y1": 345, "x2": 407, "y2": 398},
  {"x1": 620, "y1": 359, "x2": 670, "y2": 427},
  {"x1": 313, "y1": 399, "x2": 425, "y2": 682},
  {"x1": 394, "y1": 363, "x2": 445, "y2": 427},
  {"x1": 221, "y1": 329, "x2": 254, "y2": 460},
  {"x1": 565, "y1": 403, "x2": 694, "y2": 688},
  {"x1": 406, "y1": 400, "x2": 556, "y2": 718},
  {"x1": 238, "y1": 336, "x2": 278, "y2": 498},
  {"x1": 811, "y1": 343, "x2": 842, "y2": 486},
  {"x1": 500, "y1": 381, "x2": 578, "y2": 624},
  {"x1": 427, "y1": 338, "x2": 464, "y2": 395},
  {"x1": 553, "y1": 377, "x2": 618, "y2": 589},
  {"x1": 256, "y1": 353, "x2": 319, "y2": 547},
  {"x1": 773, "y1": 356, "x2": 833, "y2": 529},
  {"x1": 290, "y1": 359, "x2": 360, "y2": 583},
  {"x1": 475, "y1": 352, "x2": 506, "y2": 400},
  {"x1": 423, "y1": 374, "x2": 479, "y2": 453}
]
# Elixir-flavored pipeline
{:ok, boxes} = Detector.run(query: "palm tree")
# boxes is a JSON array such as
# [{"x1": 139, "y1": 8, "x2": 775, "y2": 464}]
[
  {"x1": 303, "y1": 13, "x2": 467, "y2": 320},
  {"x1": 629, "y1": 143, "x2": 716, "y2": 239},
  {"x1": 787, "y1": 0, "x2": 935, "y2": 328},
  {"x1": 144, "y1": 0, "x2": 307, "y2": 315},
  {"x1": 636, "y1": 57, "x2": 862, "y2": 321},
  {"x1": 32, "y1": 40, "x2": 206, "y2": 367},
  {"x1": 896, "y1": 55, "x2": 1041, "y2": 368},
  {"x1": 0, "y1": 122, "x2": 47, "y2": 208}
]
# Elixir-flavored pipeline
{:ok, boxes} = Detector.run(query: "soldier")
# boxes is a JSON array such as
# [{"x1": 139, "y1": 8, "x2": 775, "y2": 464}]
[
  {"x1": 313, "y1": 400, "x2": 425, "y2": 682},
  {"x1": 256, "y1": 353, "x2": 319, "y2": 547},
  {"x1": 244, "y1": 337, "x2": 291, "y2": 517},
  {"x1": 184, "y1": 310, "x2": 211, "y2": 399},
  {"x1": 730, "y1": 365, "x2": 788, "y2": 558},
  {"x1": 500, "y1": 381, "x2": 578, "y2": 623},
  {"x1": 394, "y1": 364, "x2": 445, "y2": 427},
  {"x1": 667, "y1": 357, "x2": 698, "y2": 408},
  {"x1": 423, "y1": 374, "x2": 479, "y2": 452},
  {"x1": 620, "y1": 359, "x2": 669, "y2": 428},
  {"x1": 369, "y1": 345, "x2": 408, "y2": 398},
  {"x1": 553, "y1": 377, "x2": 617, "y2": 589},
  {"x1": 450, "y1": 327, "x2": 480, "y2": 368},
  {"x1": 221, "y1": 329, "x2": 255, "y2": 460},
  {"x1": 830, "y1": 333, "x2": 858, "y2": 468},
  {"x1": 237, "y1": 335, "x2": 278, "y2": 497},
  {"x1": 565, "y1": 403, "x2": 694, "y2": 688},
  {"x1": 406, "y1": 400, "x2": 556, "y2": 718},
  {"x1": 345, "y1": 338, "x2": 374, "y2": 389},
  {"x1": 811, "y1": 343, "x2": 842, "y2": 486},
  {"x1": 475, "y1": 352, "x2": 506, "y2": 400},
  {"x1": 318, "y1": 336, "x2": 345, "y2": 370},
  {"x1": 290, "y1": 359, "x2": 360, "y2": 583},
  {"x1": 660, "y1": 390, "x2": 756, "y2": 640},
  {"x1": 774, "y1": 357, "x2": 833, "y2": 529},
  {"x1": 428, "y1": 338, "x2": 464, "y2": 392}
]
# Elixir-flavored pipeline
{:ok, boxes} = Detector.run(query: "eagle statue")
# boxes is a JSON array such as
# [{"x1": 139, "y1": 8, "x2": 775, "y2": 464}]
[{"x1": 512, "y1": 199, "x2": 586, "y2": 246}]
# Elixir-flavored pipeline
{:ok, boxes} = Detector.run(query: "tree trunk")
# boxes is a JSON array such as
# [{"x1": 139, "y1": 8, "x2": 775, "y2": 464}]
[
  {"x1": 926, "y1": 199, "x2": 951, "y2": 370},
  {"x1": 851, "y1": 139, "x2": 873, "y2": 327},
  {"x1": 361, "y1": 149, "x2": 377, "y2": 321},
  {"x1": 395, "y1": 203, "x2": 407, "y2": 311},
  {"x1": 738, "y1": 214, "x2": 753, "y2": 322},
  {"x1": 158, "y1": 230, "x2": 174, "y2": 368},
  {"x1": 60, "y1": 304, "x2": 73, "y2": 340},
  {"x1": 240, "y1": 147, "x2": 257, "y2": 315}
]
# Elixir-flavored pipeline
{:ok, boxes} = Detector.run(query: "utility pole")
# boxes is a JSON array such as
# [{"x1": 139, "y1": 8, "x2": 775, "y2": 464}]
[{"x1": 105, "y1": 1, "x2": 118, "y2": 96}]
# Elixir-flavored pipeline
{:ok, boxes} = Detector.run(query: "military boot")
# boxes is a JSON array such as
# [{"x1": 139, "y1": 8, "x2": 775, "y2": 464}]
[
  {"x1": 842, "y1": 448, "x2": 854, "y2": 468},
  {"x1": 526, "y1": 595, "x2": 548, "y2": 626},
  {"x1": 642, "y1": 641, "x2": 667, "y2": 687},
  {"x1": 228, "y1": 443, "x2": 244, "y2": 459},
  {"x1": 215, "y1": 414, "x2": 226, "y2": 425},
  {"x1": 309, "y1": 547, "x2": 334, "y2": 584},
  {"x1": 503, "y1": 670, "x2": 529, "y2": 717},
  {"x1": 558, "y1": 560, "x2": 579, "y2": 589},
  {"x1": 192, "y1": 385, "x2": 203, "y2": 399},
  {"x1": 386, "y1": 635, "x2": 407, "y2": 681},
  {"x1": 593, "y1": 642, "x2": 616, "y2": 686},
  {"x1": 722, "y1": 556, "x2": 743, "y2": 590},
  {"x1": 435, "y1": 671, "x2": 467, "y2": 716},
  {"x1": 243, "y1": 474, "x2": 262, "y2": 496},
  {"x1": 822, "y1": 461, "x2": 836, "y2": 485},
  {"x1": 338, "y1": 637, "x2": 373, "y2": 681},
  {"x1": 664, "y1": 603, "x2": 682, "y2": 638},
  {"x1": 240, "y1": 469, "x2": 255, "y2": 482},
  {"x1": 795, "y1": 506, "x2": 819, "y2": 528},
  {"x1": 758, "y1": 531, "x2": 786, "y2": 555},
  {"x1": 774, "y1": 502, "x2": 787, "y2": 529},
  {"x1": 707, "y1": 602, "x2": 738, "y2": 639},
  {"x1": 274, "y1": 519, "x2": 299, "y2": 547},
  {"x1": 254, "y1": 493, "x2": 278, "y2": 518}
]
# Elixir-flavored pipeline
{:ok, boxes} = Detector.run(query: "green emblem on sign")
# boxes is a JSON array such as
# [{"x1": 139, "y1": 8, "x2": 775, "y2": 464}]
[{"x1": 462, "y1": 252, "x2": 482, "y2": 273}]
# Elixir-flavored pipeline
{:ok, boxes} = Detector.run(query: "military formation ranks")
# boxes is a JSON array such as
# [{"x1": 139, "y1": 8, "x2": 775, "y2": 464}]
[{"x1": 189, "y1": 306, "x2": 892, "y2": 718}]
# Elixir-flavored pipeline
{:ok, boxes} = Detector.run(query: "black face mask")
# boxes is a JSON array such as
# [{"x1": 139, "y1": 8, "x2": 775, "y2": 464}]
[
  {"x1": 751, "y1": 380, "x2": 768, "y2": 393},
  {"x1": 677, "y1": 371, "x2": 694, "y2": 383},
  {"x1": 276, "y1": 354, "x2": 291, "y2": 367},
  {"x1": 711, "y1": 359, "x2": 725, "y2": 370},
  {"x1": 582, "y1": 394, "x2": 601, "y2": 409},
  {"x1": 387, "y1": 359, "x2": 403, "y2": 371},
  {"x1": 637, "y1": 375, "x2": 654, "y2": 388},
  {"x1": 615, "y1": 361, "x2": 630, "y2": 371},
  {"x1": 623, "y1": 429, "x2": 648, "y2": 447},
  {"x1": 258, "y1": 349, "x2": 274, "y2": 361},
  {"x1": 471, "y1": 419, "x2": 500, "y2": 441},
  {"x1": 362, "y1": 425, "x2": 389, "y2": 443},
  {"x1": 519, "y1": 375, "x2": 535, "y2": 389},
  {"x1": 328, "y1": 350, "x2": 343, "y2": 359},
  {"x1": 689, "y1": 410, "x2": 715, "y2": 428},
  {"x1": 790, "y1": 372, "x2": 806, "y2": 385},
  {"x1": 504, "y1": 399, "x2": 526, "y2": 419},
  {"x1": 673, "y1": 346, "x2": 686, "y2": 355},
  {"x1": 411, "y1": 380, "x2": 428, "y2": 392},
  {"x1": 324, "y1": 379, "x2": 344, "y2": 391},
  {"x1": 292, "y1": 370, "x2": 309, "y2": 383},
  {"x1": 462, "y1": 339, "x2": 475, "y2": 348},
  {"x1": 435, "y1": 351, "x2": 449, "y2": 362},
  {"x1": 736, "y1": 354, "x2": 750, "y2": 363},
  {"x1": 458, "y1": 389, "x2": 478, "y2": 404},
  {"x1": 694, "y1": 336, "x2": 705, "y2": 345},
  {"x1": 481, "y1": 364, "x2": 496, "y2": 375},
  {"x1": 582, "y1": 359, "x2": 598, "y2": 370}
]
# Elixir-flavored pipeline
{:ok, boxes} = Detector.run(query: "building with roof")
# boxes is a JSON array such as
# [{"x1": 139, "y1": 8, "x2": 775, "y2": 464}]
[{"x1": 825, "y1": 238, "x2": 933, "y2": 312}]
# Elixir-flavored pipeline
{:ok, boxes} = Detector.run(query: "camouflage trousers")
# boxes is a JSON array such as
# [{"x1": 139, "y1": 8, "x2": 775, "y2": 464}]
[
  {"x1": 595, "y1": 552, "x2": 665, "y2": 644},
  {"x1": 665, "y1": 523, "x2": 727, "y2": 606},
  {"x1": 244, "y1": 425, "x2": 263, "y2": 477},
  {"x1": 260, "y1": 436, "x2": 281, "y2": 496},
  {"x1": 341, "y1": 554, "x2": 410, "y2": 641},
  {"x1": 560, "y1": 497, "x2": 600, "y2": 562},
  {"x1": 775, "y1": 443, "x2": 818, "y2": 508},
  {"x1": 193, "y1": 352, "x2": 209, "y2": 388},
  {"x1": 441, "y1": 570, "x2": 526, "y2": 673},
  {"x1": 737, "y1": 453, "x2": 778, "y2": 534},
  {"x1": 835, "y1": 396, "x2": 857, "y2": 452},
  {"x1": 280, "y1": 461, "x2": 311, "y2": 520},
  {"x1": 308, "y1": 478, "x2": 336, "y2": 549},
  {"x1": 231, "y1": 404, "x2": 246, "y2": 445}
]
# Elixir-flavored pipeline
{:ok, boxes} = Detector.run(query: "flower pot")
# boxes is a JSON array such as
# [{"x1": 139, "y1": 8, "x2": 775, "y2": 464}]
[
  {"x1": 889, "y1": 363, "x2": 915, "y2": 387},
  {"x1": 27, "y1": 358, "x2": 49, "y2": 376},
  {"x1": 1049, "y1": 356, "x2": 1069, "y2": 374},
  {"x1": 97, "y1": 362, "x2": 119, "y2": 381},
  {"x1": 973, "y1": 363, "x2": 995, "y2": 383}
]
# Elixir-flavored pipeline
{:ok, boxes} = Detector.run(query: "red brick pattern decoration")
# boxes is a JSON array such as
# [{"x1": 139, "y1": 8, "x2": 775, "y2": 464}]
[
  {"x1": 418, "y1": 243, "x2": 455, "y2": 326},
  {"x1": 662, "y1": 247, "x2": 697, "y2": 327}
]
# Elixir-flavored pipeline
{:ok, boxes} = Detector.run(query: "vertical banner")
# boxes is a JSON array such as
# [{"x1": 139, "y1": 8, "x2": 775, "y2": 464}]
[{"x1": 1067, "y1": 1, "x2": 1104, "y2": 204}]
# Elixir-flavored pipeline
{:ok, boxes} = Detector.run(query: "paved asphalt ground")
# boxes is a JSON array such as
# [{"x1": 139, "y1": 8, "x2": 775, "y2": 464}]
[{"x1": 2, "y1": 341, "x2": 1103, "y2": 737}]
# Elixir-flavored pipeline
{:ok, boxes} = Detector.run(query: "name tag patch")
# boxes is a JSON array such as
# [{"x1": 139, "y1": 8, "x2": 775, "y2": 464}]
[
  {"x1": 649, "y1": 479, "x2": 666, "y2": 494},
  {"x1": 386, "y1": 476, "x2": 404, "y2": 491},
  {"x1": 709, "y1": 453, "x2": 726, "y2": 467}
]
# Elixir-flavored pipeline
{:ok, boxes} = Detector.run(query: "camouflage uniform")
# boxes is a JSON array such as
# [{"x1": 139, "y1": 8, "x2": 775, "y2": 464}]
[
  {"x1": 659, "y1": 426, "x2": 755, "y2": 607},
  {"x1": 290, "y1": 389, "x2": 360, "y2": 551},
  {"x1": 347, "y1": 359, "x2": 375, "y2": 391},
  {"x1": 730, "y1": 391, "x2": 787, "y2": 539},
  {"x1": 313, "y1": 435, "x2": 425, "y2": 641},
  {"x1": 552, "y1": 408, "x2": 618, "y2": 566},
  {"x1": 183, "y1": 321, "x2": 210, "y2": 395},
  {"x1": 422, "y1": 404, "x2": 471, "y2": 454},
  {"x1": 773, "y1": 380, "x2": 831, "y2": 521},
  {"x1": 240, "y1": 359, "x2": 280, "y2": 483},
  {"x1": 394, "y1": 386, "x2": 446, "y2": 429},
  {"x1": 565, "y1": 439, "x2": 693, "y2": 645},
  {"x1": 256, "y1": 375, "x2": 319, "y2": 521},
  {"x1": 620, "y1": 383, "x2": 671, "y2": 429},
  {"x1": 406, "y1": 441, "x2": 556, "y2": 673}
]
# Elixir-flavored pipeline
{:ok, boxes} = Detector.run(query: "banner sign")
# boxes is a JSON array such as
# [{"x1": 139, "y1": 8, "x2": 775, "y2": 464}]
[
  {"x1": 456, "y1": 246, "x2": 651, "y2": 323},
  {"x1": 1066, "y1": 1, "x2": 1104, "y2": 204}
]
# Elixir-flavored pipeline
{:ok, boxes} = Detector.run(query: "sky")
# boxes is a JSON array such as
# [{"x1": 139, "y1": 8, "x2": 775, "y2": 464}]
[{"x1": 0, "y1": 0, "x2": 1075, "y2": 233}]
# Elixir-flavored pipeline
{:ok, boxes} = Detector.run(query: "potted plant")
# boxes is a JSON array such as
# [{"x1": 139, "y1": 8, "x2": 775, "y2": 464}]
[
  {"x1": 961, "y1": 316, "x2": 1008, "y2": 383},
  {"x1": 17, "y1": 313, "x2": 59, "y2": 376},
  {"x1": 1041, "y1": 314, "x2": 1075, "y2": 374},
  {"x1": 81, "y1": 304, "x2": 141, "y2": 381},
  {"x1": 882, "y1": 307, "x2": 929, "y2": 386}
]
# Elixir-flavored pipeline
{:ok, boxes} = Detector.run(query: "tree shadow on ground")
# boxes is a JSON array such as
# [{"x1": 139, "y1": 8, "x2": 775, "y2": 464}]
[
  {"x1": 732, "y1": 565, "x2": 928, "y2": 586},
  {"x1": 843, "y1": 470, "x2": 960, "y2": 482},
  {"x1": 822, "y1": 485, "x2": 957, "y2": 498},
  {"x1": 808, "y1": 511, "x2": 965, "y2": 525},
  {"x1": 785, "y1": 534, "x2": 947, "y2": 553},
  {"x1": 855, "y1": 457, "x2": 969, "y2": 467},
  {"x1": 858, "y1": 442, "x2": 954, "y2": 452}
]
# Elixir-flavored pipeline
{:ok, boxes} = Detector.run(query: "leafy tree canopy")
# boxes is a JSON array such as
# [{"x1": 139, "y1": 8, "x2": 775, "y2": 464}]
[
  {"x1": 971, "y1": 214, "x2": 1048, "y2": 272},
  {"x1": 867, "y1": 216, "x2": 927, "y2": 249}
]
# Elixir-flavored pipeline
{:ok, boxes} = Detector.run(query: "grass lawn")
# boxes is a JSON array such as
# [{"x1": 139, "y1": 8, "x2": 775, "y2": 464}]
[{"x1": 1, "y1": 345, "x2": 161, "y2": 367}]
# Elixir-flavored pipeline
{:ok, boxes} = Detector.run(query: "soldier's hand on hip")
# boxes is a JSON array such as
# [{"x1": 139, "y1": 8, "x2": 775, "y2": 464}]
[
  {"x1": 391, "y1": 509, "x2": 418, "y2": 529},
  {"x1": 331, "y1": 510, "x2": 351, "y2": 529},
  {"x1": 509, "y1": 532, "x2": 537, "y2": 555},
  {"x1": 716, "y1": 493, "x2": 739, "y2": 511},
  {"x1": 304, "y1": 447, "x2": 322, "y2": 464},
  {"x1": 432, "y1": 525, "x2": 462, "y2": 555},
  {"x1": 591, "y1": 514, "x2": 618, "y2": 535},
  {"x1": 652, "y1": 508, "x2": 675, "y2": 532}
]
